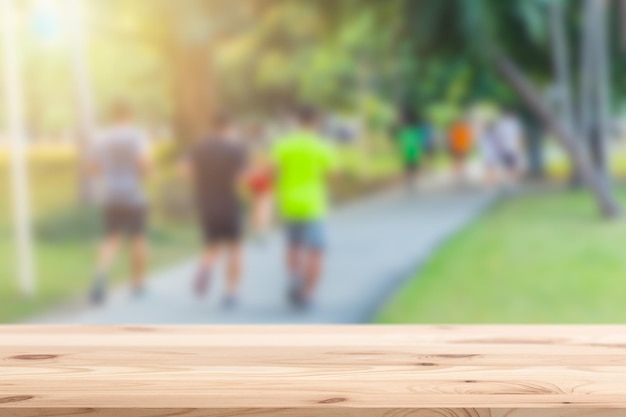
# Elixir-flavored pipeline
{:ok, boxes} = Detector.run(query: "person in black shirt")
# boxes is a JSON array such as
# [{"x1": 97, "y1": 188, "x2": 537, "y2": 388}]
[{"x1": 184, "y1": 115, "x2": 248, "y2": 309}]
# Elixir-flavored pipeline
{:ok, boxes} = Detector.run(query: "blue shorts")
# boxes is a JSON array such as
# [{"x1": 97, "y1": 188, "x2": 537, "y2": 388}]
[{"x1": 285, "y1": 221, "x2": 326, "y2": 251}]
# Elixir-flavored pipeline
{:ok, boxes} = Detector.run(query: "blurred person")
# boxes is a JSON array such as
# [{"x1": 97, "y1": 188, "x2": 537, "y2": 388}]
[
  {"x1": 185, "y1": 115, "x2": 248, "y2": 309},
  {"x1": 418, "y1": 115, "x2": 437, "y2": 175},
  {"x1": 244, "y1": 124, "x2": 275, "y2": 243},
  {"x1": 395, "y1": 109, "x2": 423, "y2": 192},
  {"x1": 477, "y1": 120, "x2": 502, "y2": 187},
  {"x1": 447, "y1": 116, "x2": 475, "y2": 185},
  {"x1": 89, "y1": 101, "x2": 152, "y2": 305},
  {"x1": 493, "y1": 108, "x2": 525, "y2": 184},
  {"x1": 272, "y1": 107, "x2": 337, "y2": 310}
]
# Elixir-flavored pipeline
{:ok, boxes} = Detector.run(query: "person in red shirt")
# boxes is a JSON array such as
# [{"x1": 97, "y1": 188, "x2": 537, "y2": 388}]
[{"x1": 244, "y1": 127, "x2": 275, "y2": 242}]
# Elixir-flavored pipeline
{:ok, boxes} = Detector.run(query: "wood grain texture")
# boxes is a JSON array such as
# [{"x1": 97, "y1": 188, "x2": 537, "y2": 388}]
[{"x1": 1, "y1": 326, "x2": 626, "y2": 417}]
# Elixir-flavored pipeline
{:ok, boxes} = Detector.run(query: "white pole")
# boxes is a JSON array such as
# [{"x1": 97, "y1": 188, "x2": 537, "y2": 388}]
[
  {"x1": 69, "y1": 0, "x2": 96, "y2": 140},
  {"x1": 68, "y1": 0, "x2": 97, "y2": 202},
  {"x1": 1, "y1": 0, "x2": 36, "y2": 296}
]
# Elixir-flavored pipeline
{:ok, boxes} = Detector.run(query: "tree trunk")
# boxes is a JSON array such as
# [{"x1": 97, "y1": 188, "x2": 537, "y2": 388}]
[
  {"x1": 550, "y1": 1, "x2": 575, "y2": 139},
  {"x1": 163, "y1": 2, "x2": 217, "y2": 144},
  {"x1": 549, "y1": 1, "x2": 579, "y2": 186},
  {"x1": 594, "y1": 0, "x2": 612, "y2": 187},
  {"x1": 169, "y1": 42, "x2": 216, "y2": 143},
  {"x1": 491, "y1": 50, "x2": 621, "y2": 219},
  {"x1": 621, "y1": 0, "x2": 626, "y2": 50},
  {"x1": 519, "y1": 109, "x2": 545, "y2": 180},
  {"x1": 581, "y1": 0, "x2": 612, "y2": 186}
]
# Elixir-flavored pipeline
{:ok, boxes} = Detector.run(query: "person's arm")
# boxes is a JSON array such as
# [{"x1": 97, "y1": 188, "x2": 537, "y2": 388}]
[
  {"x1": 86, "y1": 156, "x2": 100, "y2": 177},
  {"x1": 136, "y1": 130, "x2": 153, "y2": 179},
  {"x1": 139, "y1": 155, "x2": 152, "y2": 179},
  {"x1": 178, "y1": 155, "x2": 193, "y2": 181},
  {"x1": 324, "y1": 142, "x2": 341, "y2": 182},
  {"x1": 177, "y1": 144, "x2": 196, "y2": 182},
  {"x1": 85, "y1": 137, "x2": 101, "y2": 178},
  {"x1": 268, "y1": 141, "x2": 283, "y2": 182},
  {"x1": 236, "y1": 148, "x2": 253, "y2": 194}
]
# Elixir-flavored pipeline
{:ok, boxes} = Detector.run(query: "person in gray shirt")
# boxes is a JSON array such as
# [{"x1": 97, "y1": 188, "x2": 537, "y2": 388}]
[{"x1": 89, "y1": 101, "x2": 152, "y2": 305}]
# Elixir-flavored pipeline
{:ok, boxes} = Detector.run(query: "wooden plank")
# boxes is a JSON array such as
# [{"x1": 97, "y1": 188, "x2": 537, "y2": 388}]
[{"x1": 1, "y1": 326, "x2": 626, "y2": 417}]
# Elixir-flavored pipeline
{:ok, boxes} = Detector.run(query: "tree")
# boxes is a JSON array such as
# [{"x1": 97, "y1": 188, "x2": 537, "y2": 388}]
[
  {"x1": 15, "y1": 0, "x2": 622, "y2": 218},
  {"x1": 398, "y1": 0, "x2": 621, "y2": 218}
]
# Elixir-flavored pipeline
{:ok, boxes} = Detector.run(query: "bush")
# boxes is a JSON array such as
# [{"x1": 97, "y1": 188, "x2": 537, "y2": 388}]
[{"x1": 35, "y1": 206, "x2": 100, "y2": 243}]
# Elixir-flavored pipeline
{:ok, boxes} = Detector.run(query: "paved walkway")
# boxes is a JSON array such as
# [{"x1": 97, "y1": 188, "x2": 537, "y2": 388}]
[{"x1": 37, "y1": 187, "x2": 496, "y2": 325}]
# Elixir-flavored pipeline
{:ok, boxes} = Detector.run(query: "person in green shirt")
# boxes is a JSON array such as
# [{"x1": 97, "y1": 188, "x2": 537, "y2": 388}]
[
  {"x1": 272, "y1": 107, "x2": 337, "y2": 310},
  {"x1": 395, "y1": 109, "x2": 425, "y2": 192}
]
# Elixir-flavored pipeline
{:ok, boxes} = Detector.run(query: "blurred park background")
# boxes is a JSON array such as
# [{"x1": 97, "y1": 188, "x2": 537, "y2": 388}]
[{"x1": 2, "y1": 0, "x2": 626, "y2": 324}]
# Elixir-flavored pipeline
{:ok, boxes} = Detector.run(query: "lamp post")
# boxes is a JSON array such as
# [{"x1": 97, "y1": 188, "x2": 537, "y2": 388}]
[
  {"x1": 68, "y1": 0, "x2": 97, "y2": 202},
  {"x1": 1, "y1": 0, "x2": 36, "y2": 296},
  {"x1": 69, "y1": 0, "x2": 96, "y2": 142},
  {"x1": 32, "y1": 0, "x2": 97, "y2": 200}
]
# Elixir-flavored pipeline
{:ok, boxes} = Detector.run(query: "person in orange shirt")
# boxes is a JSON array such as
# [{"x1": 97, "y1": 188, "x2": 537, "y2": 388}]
[{"x1": 448, "y1": 117, "x2": 475, "y2": 185}]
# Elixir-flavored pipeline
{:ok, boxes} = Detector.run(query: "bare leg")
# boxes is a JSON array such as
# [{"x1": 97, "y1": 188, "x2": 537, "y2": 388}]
[
  {"x1": 456, "y1": 159, "x2": 465, "y2": 182},
  {"x1": 201, "y1": 244, "x2": 221, "y2": 269},
  {"x1": 287, "y1": 244, "x2": 303, "y2": 282},
  {"x1": 251, "y1": 197, "x2": 262, "y2": 233},
  {"x1": 509, "y1": 166, "x2": 523, "y2": 184},
  {"x1": 484, "y1": 166, "x2": 498, "y2": 187},
  {"x1": 225, "y1": 242, "x2": 242, "y2": 298},
  {"x1": 91, "y1": 234, "x2": 121, "y2": 304},
  {"x1": 424, "y1": 155, "x2": 434, "y2": 176},
  {"x1": 302, "y1": 249, "x2": 323, "y2": 301},
  {"x1": 405, "y1": 169, "x2": 417, "y2": 192},
  {"x1": 195, "y1": 244, "x2": 221, "y2": 298},
  {"x1": 259, "y1": 194, "x2": 273, "y2": 233},
  {"x1": 287, "y1": 244, "x2": 304, "y2": 305},
  {"x1": 96, "y1": 234, "x2": 121, "y2": 275},
  {"x1": 252, "y1": 194, "x2": 273, "y2": 240},
  {"x1": 130, "y1": 236, "x2": 148, "y2": 292}
]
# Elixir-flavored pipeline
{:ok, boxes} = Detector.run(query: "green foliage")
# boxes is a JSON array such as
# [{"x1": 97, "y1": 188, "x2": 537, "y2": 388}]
[
  {"x1": 35, "y1": 206, "x2": 99, "y2": 242},
  {"x1": 5, "y1": 0, "x2": 625, "y2": 136}
]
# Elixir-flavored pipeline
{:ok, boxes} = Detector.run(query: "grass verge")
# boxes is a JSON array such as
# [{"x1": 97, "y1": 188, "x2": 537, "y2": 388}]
[{"x1": 376, "y1": 186, "x2": 626, "y2": 324}]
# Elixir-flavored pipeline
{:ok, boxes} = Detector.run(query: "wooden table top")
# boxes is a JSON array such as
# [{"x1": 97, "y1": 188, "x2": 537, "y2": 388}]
[{"x1": 2, "y1": 326, "x2": 626, "y2": 417}]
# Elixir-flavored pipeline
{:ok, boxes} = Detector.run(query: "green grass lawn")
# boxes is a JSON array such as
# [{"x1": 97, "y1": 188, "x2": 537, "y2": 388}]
[
  {"x1": 376, "y1": 186, "x2": 626, "y2": 324},
  {"x1": 0, "y1": 224, "x2": 199, "y2": 323}
]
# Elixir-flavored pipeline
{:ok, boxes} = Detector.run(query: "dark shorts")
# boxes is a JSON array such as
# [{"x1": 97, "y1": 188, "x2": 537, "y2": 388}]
[
  {"x1": 404, "y1": 160, "x2": 419, "y2": 174},
  {"x1": 501, "y1": 152, "x2": 519, "y2": 170},
  {"x1": 199, "y1": 209, "x2": 243, "y2": 244},
  {"x1": 423, "y1": 142, "x2": 436, "y2": 157},
  {"x1": 450, "y1": 148, "x2": 470, "y2": 161},
  {"x1": 286, "y1": 221, "x2": 326, "y2": 251},
  {"x1": 104, "y1": 204, "x2": 147, "y2": 237}
]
